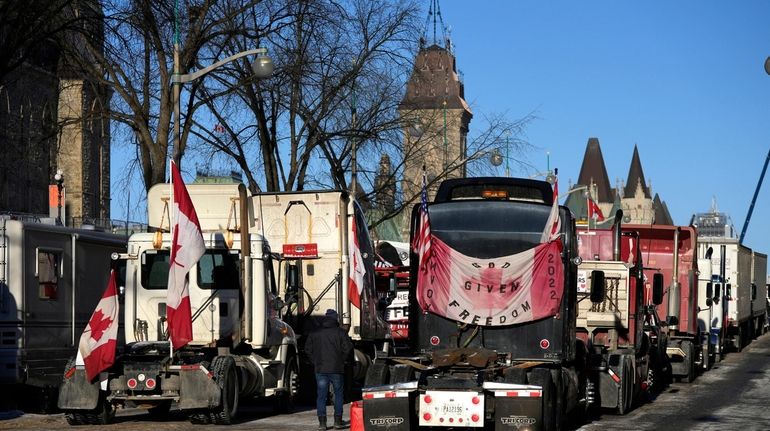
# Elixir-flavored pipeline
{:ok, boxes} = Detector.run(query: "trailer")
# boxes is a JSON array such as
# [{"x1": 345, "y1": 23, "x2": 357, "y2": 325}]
[
  {"x1": 697, "y1": 239, "x2": 754, "y2": 352},
  {"x1": 362, "y1": 177, "x2": 587, "y2": 431},
  {"x1": 0, "y1": 215, "x2": 126, "y2": 409},
  {"x1": 249, "y1": 191, "x2": 391, "y2": 392},
  {"x1": 58, "y1": 183, "x2": 299, "y2": 424},
  {"x1": 575, "y1": 217, "x2": 665, "y2": 413}
]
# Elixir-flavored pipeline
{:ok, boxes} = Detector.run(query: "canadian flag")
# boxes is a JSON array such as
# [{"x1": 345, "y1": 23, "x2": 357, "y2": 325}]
[
  {"x1": 348, "y1": 213, "x2": 366, "y2": 308},
  {"x1": 78, "y1": 270, "x2": 119, "y2": 382},
  {"x1": 588, "y1": 197, "x2": 605, "y2": 221},
  {"x1": 167, "y1": 161, "x2": 205, "y2": 349}
]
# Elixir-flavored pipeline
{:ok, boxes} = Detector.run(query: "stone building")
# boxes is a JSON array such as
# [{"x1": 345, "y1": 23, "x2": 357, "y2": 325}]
[
  {"x1": 0, "y1": 2, "x2": 111, "y2": 226},
  {"x1": 565, "y1": 138, "x2": 673, "y2": 226}
]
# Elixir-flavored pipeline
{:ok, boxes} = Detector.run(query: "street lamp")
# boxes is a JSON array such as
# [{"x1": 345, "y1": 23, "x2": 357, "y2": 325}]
[
  {"x1": 54, "y1": 169, "x2": 64, "y2": 226},
  {"x1": 171, "y1": 46, "x2": 274, "y2": 164}
]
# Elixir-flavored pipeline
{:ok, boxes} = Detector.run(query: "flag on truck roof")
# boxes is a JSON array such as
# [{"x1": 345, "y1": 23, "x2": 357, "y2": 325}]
[
  {"x1": 78, "y1": 269, "x2": 119, "y2": 382},
  {"x1": 167, "y1": 161, "x2": 205, "y2": 350},
  {"x1": 540, "y1": 176, "x2": 561, "y2": 243},
  {"x1": 588, "y1": 197, "x2": 605, "y2": 221},
  {"x1": 413, "y1": 171, "x2": 432, "y2": 268}
]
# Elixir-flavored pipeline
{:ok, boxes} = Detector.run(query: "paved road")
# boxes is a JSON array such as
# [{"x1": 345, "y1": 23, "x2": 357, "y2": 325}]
[
  {"x1": 3, "y1": 333, "x2": 770, "y2": 430},
  {"x1": 578, "y1": 331, "x2": 770, "y2": 430}
]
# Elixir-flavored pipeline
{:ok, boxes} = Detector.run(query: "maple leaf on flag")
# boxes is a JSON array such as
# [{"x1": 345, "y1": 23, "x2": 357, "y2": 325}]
[{"x1": 88, "y1": 309, "x2": 113, "y2": 342}]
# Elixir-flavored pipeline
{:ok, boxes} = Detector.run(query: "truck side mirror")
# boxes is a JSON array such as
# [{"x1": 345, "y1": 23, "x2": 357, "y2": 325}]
[
  {"x1": 285, "y1": 264, "x2": 299, "y2": 304},
  {"x1": 590, "y1": 270, "x2": 605, "y2": 303},
  {"x1": 705, "y1": 282, "x2": 713, "y2": 307},
  {"x1": 652, "y1": 273, "x2": 664, "y2": 305},
  {"x1": 714, "y1": 284, "x2": 721, "y2": 304},
  {"x1": 726, "y1": 284, "x2": 732, "y2": 299}
]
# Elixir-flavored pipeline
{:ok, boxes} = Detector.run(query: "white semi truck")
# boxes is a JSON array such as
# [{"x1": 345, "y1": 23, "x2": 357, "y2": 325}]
[
  {"x1": 58, "y1": 183, "x2": 299, "y2": 425},
  {"x1": 251, "y1": 191, "x2": 391, "y2": 393}
]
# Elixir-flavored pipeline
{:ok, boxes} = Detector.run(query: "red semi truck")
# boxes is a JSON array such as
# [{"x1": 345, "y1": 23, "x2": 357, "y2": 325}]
[
  {"x1": 626, "y1": 225, "x2": 703, "y2": 380},
  {"x1": 575, "y1": 215, "x2": 666, "y2": 413}
]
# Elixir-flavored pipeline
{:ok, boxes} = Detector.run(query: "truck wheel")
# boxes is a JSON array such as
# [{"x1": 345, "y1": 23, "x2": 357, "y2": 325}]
[
  {"x1": 364, "y1": 362, "x2": 389, "y2": 388},
  {"x1": 529, "y1": 368, "x2": 556, "y2": 431},
  {"x1": 210, "y1": 355, "x2": 239, "y2": 425},
  {"x1": 274, "y1": 356, "x2": 299, "y2": 414},
  {"x1": 390, "y1": 364, "x2": 415, "y2": 384},
  {"x1": 616, "y1": 356, "x2": 633, "y2": 415}
]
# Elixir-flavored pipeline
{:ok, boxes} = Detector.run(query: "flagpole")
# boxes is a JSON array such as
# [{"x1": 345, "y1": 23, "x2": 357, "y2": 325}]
[
  {"x1": 586, "y1": 180, "x2": 591, "y2": 233},
  {"x1": 169, "y1": 158, "x2": 174, "y2": 360}
]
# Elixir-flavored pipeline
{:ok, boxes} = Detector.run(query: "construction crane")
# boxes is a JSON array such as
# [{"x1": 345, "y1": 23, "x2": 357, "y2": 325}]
[{"x1": 739, "y1": 148, "x2": 770, "y2": 244}]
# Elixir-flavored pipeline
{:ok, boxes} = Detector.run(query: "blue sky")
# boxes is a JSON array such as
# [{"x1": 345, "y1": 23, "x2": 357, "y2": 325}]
[
  {"x1": 438, "y1": 1, "x2": 770, "y2": 252},
  {"x1": 111, "y1": 1, "x2": 770, "y2": 257}
]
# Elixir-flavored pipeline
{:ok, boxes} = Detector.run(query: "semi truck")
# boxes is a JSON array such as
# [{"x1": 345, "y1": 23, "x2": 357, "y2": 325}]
[
  {"x1": 249, "y1": 191, "x2": 391, "y2": 392},
  {"x1": 58, "y1": 183, "x2": 299, "y2": 425},
  {"x1": 0, "y1": 215, "x2": 126, "y2": 409},
  {"x1": 361, "y1": 177, "x2": 587, "y2": 431},
  {"x1": 696, "y1": 246, "x2": 721, "y2": 365},
  {"x1": 575, "y1": 216, "x2": 665, "y2": 413},
  {"x1": 625, "y1": 225, "x2": 702, "y2": 381}
]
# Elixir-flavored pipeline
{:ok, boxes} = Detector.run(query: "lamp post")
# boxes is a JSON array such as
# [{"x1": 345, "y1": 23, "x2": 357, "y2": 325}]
[
  {"x1": 54, "y1": 169, "x2": 64, "y2": 226},
  {"x1": 171, "y1": 45, "x2": 274, "y2": 165}
]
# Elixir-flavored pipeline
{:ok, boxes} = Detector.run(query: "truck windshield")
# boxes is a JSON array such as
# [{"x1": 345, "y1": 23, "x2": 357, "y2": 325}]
[{"x1": 141, "y1": 249, "x2": 241, "y2": 290}]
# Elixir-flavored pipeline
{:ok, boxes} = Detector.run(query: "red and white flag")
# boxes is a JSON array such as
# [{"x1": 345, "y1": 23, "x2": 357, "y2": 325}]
[
  {"x1": 348, "y1": 213, "x2": 366, "y2": 308},
  {"x1": 78, "y1": 270, "x2": 119, "y2": 382},
  {"x1": 540, "y1": 177, "x2": 561, "y2": 243},
  {"x1": 416, "y1": 236, "x2": 564, "y2": 326},
  {"x1": 588, "y1": 197, "x2": 605, "y2": 221},
  {"x1": 167, "y1": 161, "x2": 205, "y2": 349}
]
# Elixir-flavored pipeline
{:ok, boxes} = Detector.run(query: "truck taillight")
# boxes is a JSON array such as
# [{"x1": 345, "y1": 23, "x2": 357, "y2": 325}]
[
  {"x1": 127, "y1": 378, "x2": 138, "y2": 389},
  {"x1": 424, "y1": 395, "x2": 432, "y2": 404},
  {"x1": 471, "y1": 414, "x2": 480, "y2": 422},
  {"x1": 423, "y1": 413, "x2": 432, "y2": 421},
  {"x1": 471, "y1": 396, "x2": 480, "y2": 404},
  {"x1": 145, "y1": 378, "x2": 156, "y2": 389}
]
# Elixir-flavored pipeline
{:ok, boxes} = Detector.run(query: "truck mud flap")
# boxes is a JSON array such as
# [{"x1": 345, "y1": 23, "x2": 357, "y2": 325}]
[
  {"x1": 178, "y1": 365, "x2": 221, "y2": 410},
  {"x1": 58, "y1": 367, "x2": 100, "y2": 410},
  {"x1": 492, "y1": 388, "x2": 543, "y2": 431},
  {"x1": 362, "y1": 384, "x2": 416, "y2": 431}
]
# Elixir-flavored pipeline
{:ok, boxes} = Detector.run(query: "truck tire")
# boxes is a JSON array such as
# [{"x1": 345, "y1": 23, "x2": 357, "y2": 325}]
[
  {"x1": 274, "y1": 355, "x2": 299, "y2": 414},
  {"x1": 61, "y1": 357, "x2": 115, "y2": 426},
  {"x1": 529, "y1": 368, "x2": 556, "y2": 431},
  {"x1": 390, "y1": 364, "x2": 415, "y2": 384},
  {"x1": 210, "y1": 355, "x2": 239, "y2": 425},
  {"x1": 616, "y1": 356, "x2": 633, "y2": 415},
  {"x1": 364, "y1": 362, "x2": 389, "y2": 388}
]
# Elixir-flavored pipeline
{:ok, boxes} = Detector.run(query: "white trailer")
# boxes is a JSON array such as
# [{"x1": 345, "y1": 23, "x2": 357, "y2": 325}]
[
  {"x1": 59, "y1": 183, "x2": 299, "y2": 425},
  {"x1": 250, "y1": 191, "x2": 391, "y2": 384},
  {"x1": 698, "y1": 239, "x2": 754, "y2": 352},
  {"x1": 0, "y1": 216, "x2": 125, "y2": 408}
]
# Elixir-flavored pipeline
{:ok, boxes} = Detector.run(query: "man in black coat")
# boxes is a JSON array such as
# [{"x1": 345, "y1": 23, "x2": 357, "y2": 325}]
[{"x1": 305, "y1": 309, "x2": 353, "y2": 430}]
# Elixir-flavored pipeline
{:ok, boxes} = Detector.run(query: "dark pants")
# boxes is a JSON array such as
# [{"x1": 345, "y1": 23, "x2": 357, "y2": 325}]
[{"x1": 315, "y1": 373, "x2": 344, "y2": 417}]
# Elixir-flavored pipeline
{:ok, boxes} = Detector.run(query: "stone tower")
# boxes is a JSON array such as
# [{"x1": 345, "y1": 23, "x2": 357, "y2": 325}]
[
  {"x1": 399, "y1": 41, "x2": 472, "y2": 205},
  {"x1": 620, "y1": 145, "x2": 655, "y2": 224},
  {"x1": 56, "y1": 1, "x2": 111, "y2": 226}
]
